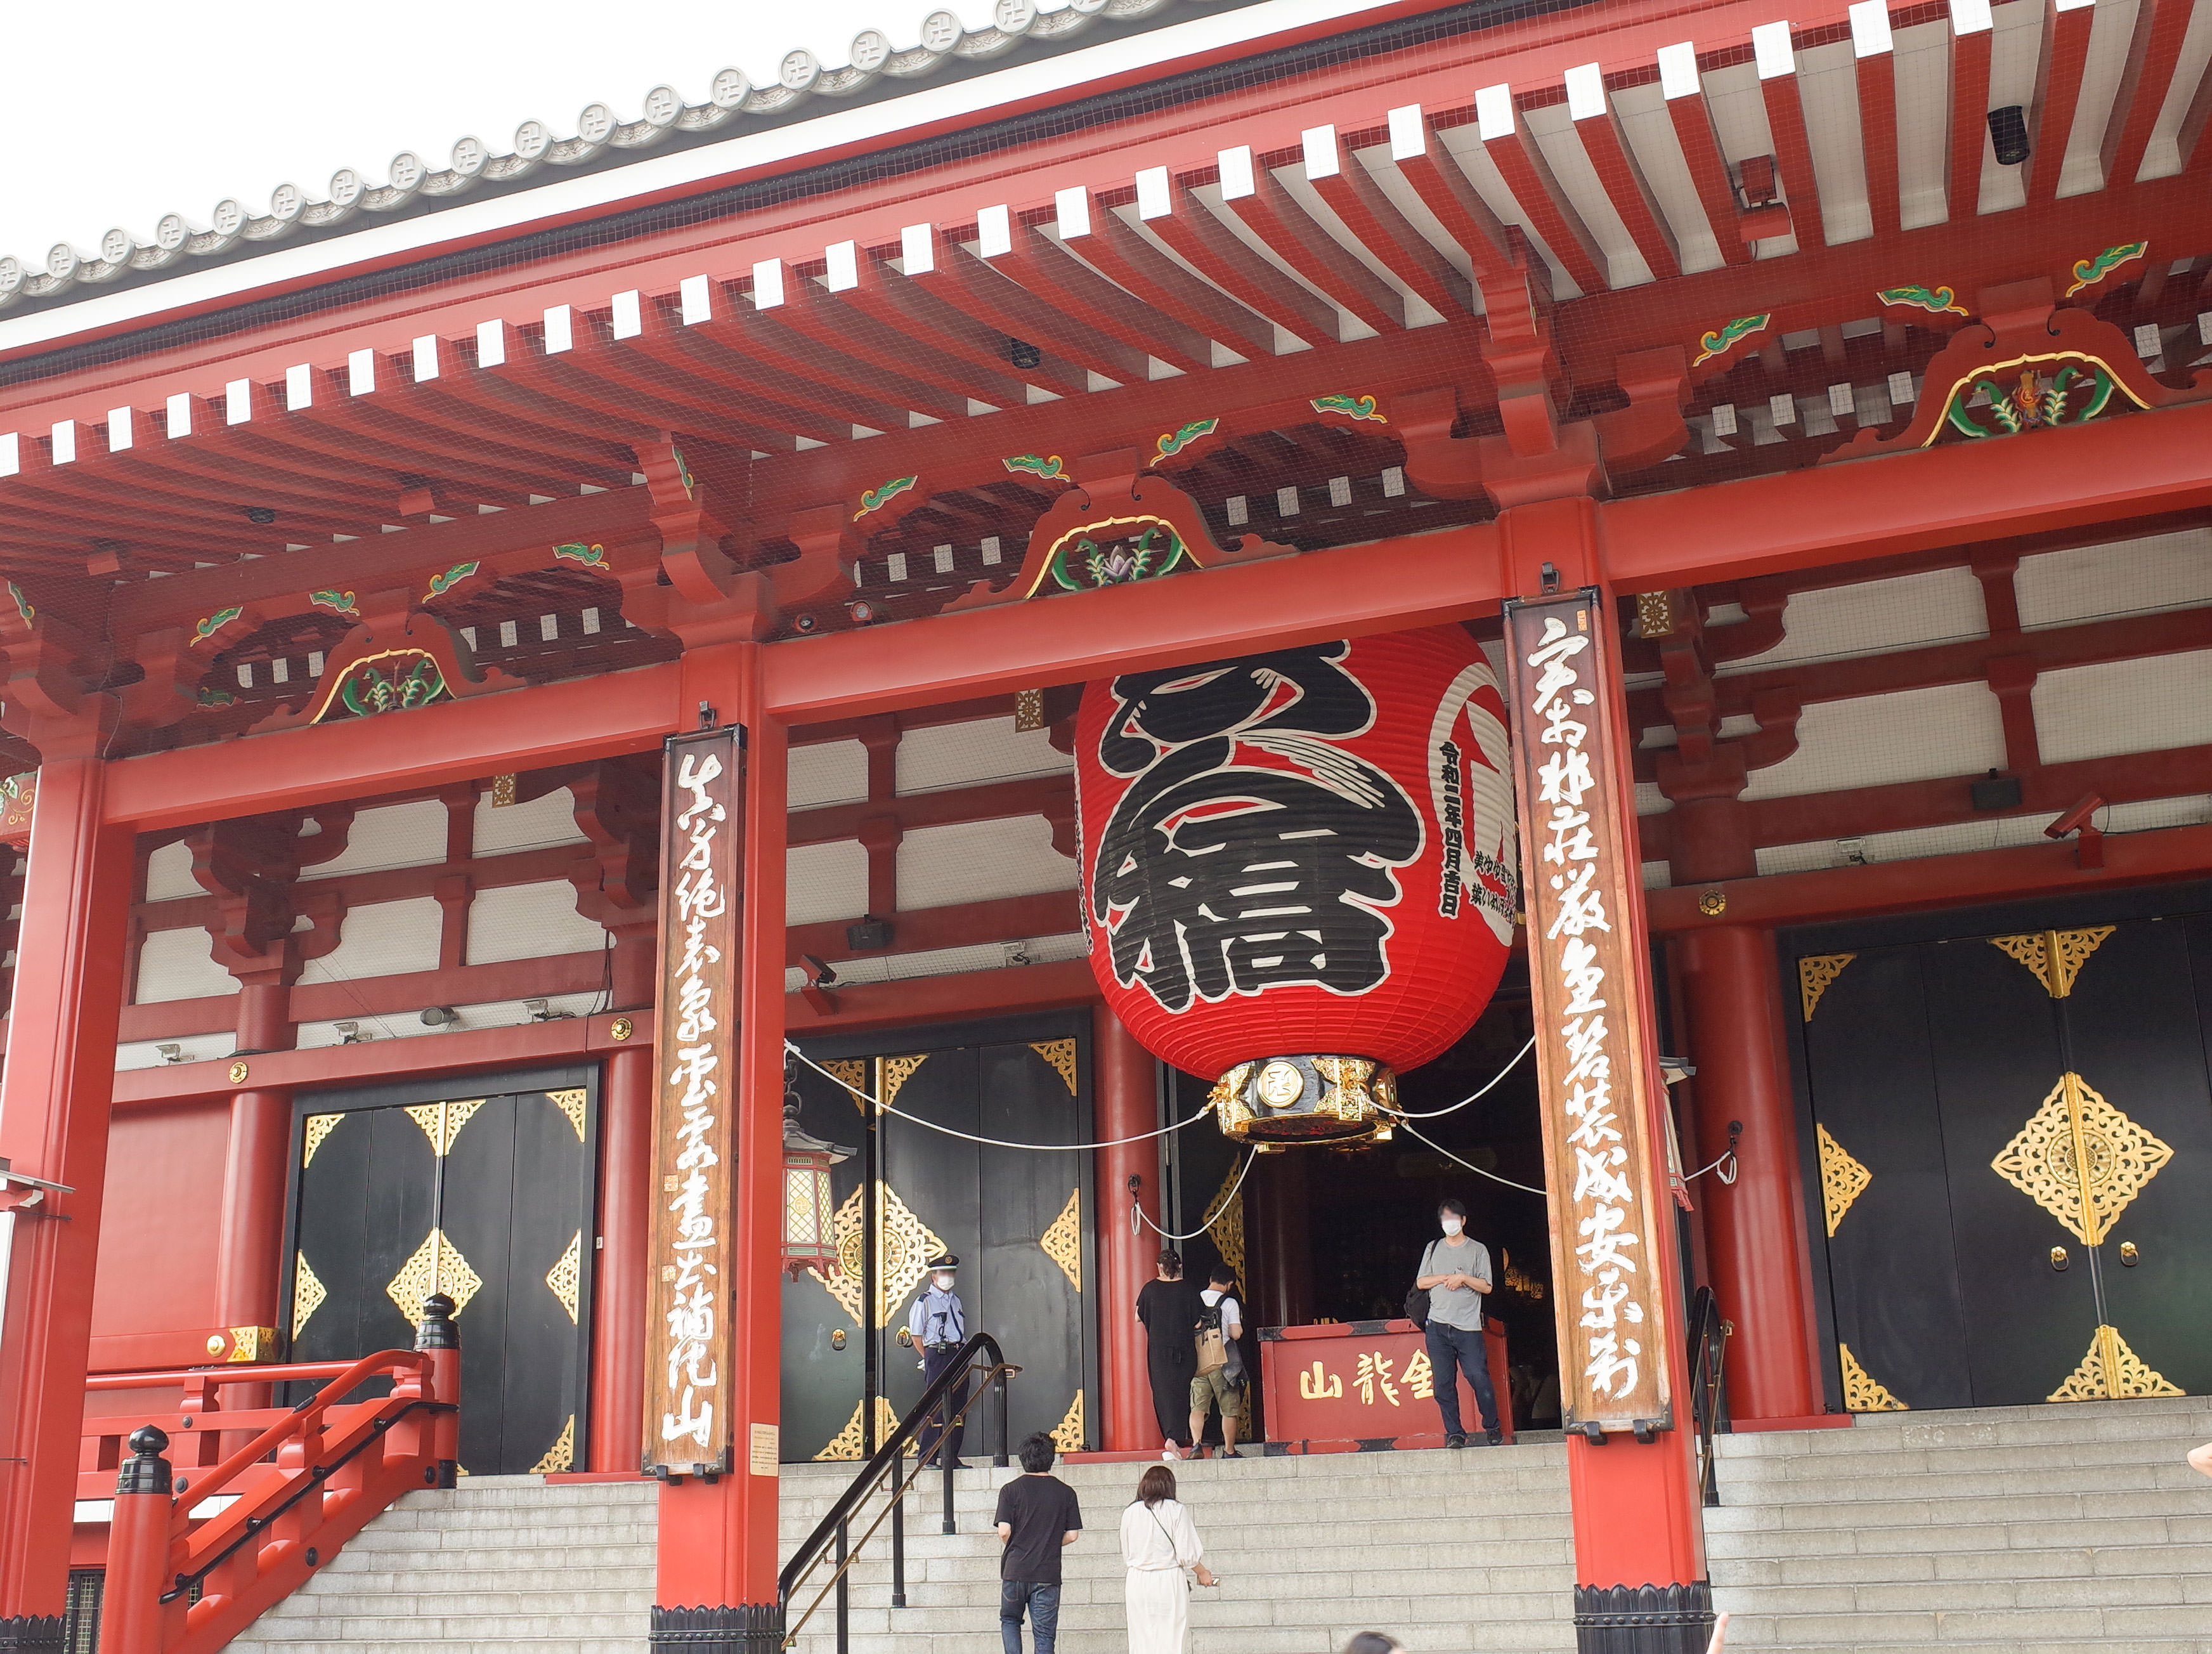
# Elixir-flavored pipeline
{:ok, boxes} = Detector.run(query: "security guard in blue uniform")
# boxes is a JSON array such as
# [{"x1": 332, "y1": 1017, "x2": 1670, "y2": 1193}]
[{"x1": 908, "y1": 1251, "x2": 968, "y2": 1469}]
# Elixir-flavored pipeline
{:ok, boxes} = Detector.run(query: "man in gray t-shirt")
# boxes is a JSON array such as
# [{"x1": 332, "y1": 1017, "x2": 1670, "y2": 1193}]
[{"x1": 1415, "y1": 1197, "x2": 1503, "y2": 1445}]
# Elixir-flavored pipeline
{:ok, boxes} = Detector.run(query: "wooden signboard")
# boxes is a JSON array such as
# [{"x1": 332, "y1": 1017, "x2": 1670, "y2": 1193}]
[
  {"x1": 1501, "y1": 593, "x2": 1672, "y2": 1434},
  {"x1": 643, "y1": 726, "x2": 744, "y2": 1477},
  {"x1": 1260, "y1": 1319, "x2": 1514, "y2": 1449}
]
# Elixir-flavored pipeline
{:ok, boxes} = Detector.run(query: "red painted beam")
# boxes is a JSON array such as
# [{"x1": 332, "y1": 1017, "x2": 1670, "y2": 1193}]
[
  {"x1": 1760, "y1": 67, "x2": 1828, "y2": 248},
  {"x1": 786, "y1": 890, "x2": 1079, "y2": 968},
  {"x1": 1856, "y1": 51, "x2": 1902, "y2": 237},
  {"x1": 103, "y1": 658, "x2": 682, "y2": 829},
  {"x1": 784, "y1": 956, "x2": 1096, "y2": 1034},
  {"x1": 1948, "y1": 25, "x2": 1994, "y2": 218},
  {"x1": 1648, "y1": 821, "x2": 2212, "y2": 930},
  {"x1": 1483, "y1": 124, "x2": 1610, "y2": 296},
  {"x1": 1573, "y1": 102, "x2": 1681, "y2": 281}
]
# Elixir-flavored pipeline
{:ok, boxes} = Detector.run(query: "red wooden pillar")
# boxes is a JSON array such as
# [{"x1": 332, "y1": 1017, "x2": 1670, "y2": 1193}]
[
  {"x1": 1091, "y1": 1006, "x2": 1160, "y2": 1453},
  {"x1": 0, "y1": 753, "x2": 134, "y2": 1632},
  {"x1": 592, "y1": 980, "x2": 656, "y2": 1471},
  {"x1": 1675, "y1": 926, "x2": 1824, "y2": 1422},
  {"x1": 215, "y1": 983, "x2": 297, "y2": 1343},
  {"x1": 655, "y1": 642, "x2": 786, "y2": 1640}
]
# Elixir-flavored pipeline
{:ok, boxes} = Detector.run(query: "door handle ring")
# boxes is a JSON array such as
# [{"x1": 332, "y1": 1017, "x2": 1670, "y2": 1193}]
[
  {"x1": 2118, "y1": 1241, "x2": 2140, "y2": 1266},
  {"x1": 2050, "y1": 1246, "x2": 2069, "y2": 1271}
]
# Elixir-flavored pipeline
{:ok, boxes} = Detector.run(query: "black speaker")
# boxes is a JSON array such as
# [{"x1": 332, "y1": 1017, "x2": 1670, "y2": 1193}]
[{"x1": 1988, "y1": 105, "x2": 2031, "y2": 166}]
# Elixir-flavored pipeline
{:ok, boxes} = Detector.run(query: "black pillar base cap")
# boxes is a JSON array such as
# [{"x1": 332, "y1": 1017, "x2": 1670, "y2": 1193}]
[
  {"x1": 1573, "y1": 1582, "x2": 1715, "y2": 1654},
  {"x1": 650, "y1": 1603, "x2": 785, "y2": 1652},
  {"x1": 0, "y1": 1615, "x2": 67, "y2": 1654}
]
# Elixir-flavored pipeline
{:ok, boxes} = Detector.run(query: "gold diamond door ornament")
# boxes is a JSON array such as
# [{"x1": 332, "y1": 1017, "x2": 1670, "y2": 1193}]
[
  {"x1": 817, "y1": 1181, "x2": 946, "y2": 1327},
  {"x1": 1990, "y1": 1072, "x2": 2173, "y2": 1245},
  {"x1": 1200, "y1": 1161, "x2": 1247, "y2": 1281},
  {"x1": 2046, "y1": 1324, "x2": 2183, "y2": 1403},
  {"x1": 1988, "y1": 927, "x2": 2114, "y2": 999},
  {"x1": 1050, "y1": 1390, "x2": 1086, "y2": 1452},
  {"x1": 530, "y1": 1415, "x2": 577, "y2": 1474},
  {"x1": 1041, "y1": 1188, "x2": 1082, "y2": 1289},
  {"x1": 545, "y1": 1230, "x2": 582, "y2": 1324},
  {"x1": 402, "y1": 1098, "x2": 484, "y2": 1157},
  {"x1": 814, "y1": 1396, "x2": 902, "y2": 1461},
  {"x1": 1837, "y1": 1343, "x2": 1908, "y2": 1412},
  {"x1": 385, "y1": 1228, "x2": 485, "y2": 1323},
  {"x1": 291, "y1": 1253, "x2": 329, "y2": 1337},
  {"x1": 1816, "y1": 1124, "x2": 1872, "y2": 1237}
]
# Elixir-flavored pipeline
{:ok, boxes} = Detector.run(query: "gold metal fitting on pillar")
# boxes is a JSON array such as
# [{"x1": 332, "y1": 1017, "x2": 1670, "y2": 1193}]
[{"x1": 1210, "y1": 1055, "x2": 1400, "y2": 1145}]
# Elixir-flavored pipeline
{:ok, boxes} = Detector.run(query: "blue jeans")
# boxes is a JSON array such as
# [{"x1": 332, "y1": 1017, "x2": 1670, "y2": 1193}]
[
  {"x1": 1426, "y1": 1320, "x2": 1501, "y2": 1438},
  {"x1": 1000, "y1": 1580, "x2": 1061, "y2": 1654}
]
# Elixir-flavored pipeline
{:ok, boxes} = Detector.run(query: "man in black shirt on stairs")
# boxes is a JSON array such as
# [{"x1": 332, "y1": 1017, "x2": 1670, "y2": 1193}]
[{"x1": 994, "y1": 1431, "x2": 1083, "y2": 1654}]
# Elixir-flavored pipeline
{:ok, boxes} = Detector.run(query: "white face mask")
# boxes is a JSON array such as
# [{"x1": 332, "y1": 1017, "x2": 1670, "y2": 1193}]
[
  {"x1": 1440, "y1": 1216, "x2": 1464, "y2": 1236},
  {"x1": 933, "y1": 1273, "x2": 954, "y2": 1292}
]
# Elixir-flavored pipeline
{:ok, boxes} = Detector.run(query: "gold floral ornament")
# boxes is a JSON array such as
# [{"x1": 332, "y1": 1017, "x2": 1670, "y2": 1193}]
[
  {"x1": 819, "y1": 1182, "x2": 946, "y2": 1327},
  {"x1": 1798, "y1": 953, "x2": 1855, "y2": 1020},
  {"x1": 1816, "y1": 1125, "x2": 1871, "y2": 1237},
  {"x1": 1051, "y1": 1391, "x2": 1085, "y2": 1452},
  {"x1": 815, "y1": 1397, "x2": 902, "y2": 1461},
  {"x1": 1838, "y1": 1343, "x2": 1907, "y2": 1411},
  {"x1": 1991, "y1": 1072, "x2": 2172, "y2": 1245},
  {"x1": 1200, "y1": 1161, "x2": 1247, "y2": 1281},
  {"x1": 821, "y1": 1058, "x2": 868, "y2": 1107},
  {"x1": 1988, "y1": 927, "x2": 2112, "y2": 999},
  {"x1": 546, "y1": 1230, "x2": 582, "y2": 1324},
  {"x1": 530, "y1": 1416, "x2": 577, "y2": 1473},
  {"x1": 879, "y1": 1053, "x2": 929, "y2": 1112},
  {"x1": 547, "y1": 1087, "x2": 587, "y2": 1142},
  {"x1": 1031, "y1": 1039, "x2": 1078, "y2": 1095},
  {"x1": 301, "y1": 1112, "x2": 344, "y2": 1168},
  {"x1": 403, "y1": 1098, "x2": 483, "y2": 1157},
  {"x1": 292, "y1": 1254, "x2": 328, "y2": 1336},
  {"x1": 386, "y1": 1228, "x2": 484, "y2": 1323},
  {"x1": 1041, "y1": 1188, "x2": 1082, "y2": 1290},
  {"x1": 2046, "y1": 1324, "x2": 2182, "y2": 1402}
]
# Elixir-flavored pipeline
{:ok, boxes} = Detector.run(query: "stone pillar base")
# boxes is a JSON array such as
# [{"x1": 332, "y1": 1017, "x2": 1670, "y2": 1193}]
[
  {"x1": 649, "y1": 1604, "x2": 784, "y2": 1652},
  {"x1": 1573, "y1": 1582, "x2": 1715, "y2": 1653}
]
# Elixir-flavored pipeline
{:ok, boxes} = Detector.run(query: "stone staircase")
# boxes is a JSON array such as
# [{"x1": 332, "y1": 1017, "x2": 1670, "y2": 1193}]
[
  {"x1": 1707, "y1": 1392, "x2": 2212, "y2": 1653},
  {"x1": 228, "y1": 1475, "x2": 655, "y2": 1654},
  {"x1": 777, "y1": 1446, "x2": 1577, "y2": 1654}
]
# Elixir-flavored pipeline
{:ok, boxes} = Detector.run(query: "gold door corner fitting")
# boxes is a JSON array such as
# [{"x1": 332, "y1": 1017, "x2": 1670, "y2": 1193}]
[
  {"x1": 878, "y1": 1054, "x2": 928, "y2": 1113},
  {"x1": 1991, "y1": 1072, "x2": 2173, "y2": 1245},
  {"x1": 1030, "y1": 1038, "x2": 1079, "y2": 1096},
  {"x1": 1041, "y1": 1187, "x2": 1083, "y2": 1291},
  {"x1": 2047, "y1": 1324, "x2": 2182, "y2": 1402},
  {"x1": 1838, "y1": 1343, "x2": 1908, "y2": 1412},
  {"x1": 1799, "y1": 954, "x2": 1856, "y2": 1021},
  {"x1": 1988, "y1": 927, "x2": 2114, "y2": 999},
  {"x1": 1816, "y1": 1124, "x2": 1871, "y2": 1237}
]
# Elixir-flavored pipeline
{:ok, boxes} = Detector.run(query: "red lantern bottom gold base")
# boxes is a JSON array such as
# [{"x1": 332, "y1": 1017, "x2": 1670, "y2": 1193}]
[{"x1": 1211, "y1": 1055, "x2": 1400, "y2": 1144}]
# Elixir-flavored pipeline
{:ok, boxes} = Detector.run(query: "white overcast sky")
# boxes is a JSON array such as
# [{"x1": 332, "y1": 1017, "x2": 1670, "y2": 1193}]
[{"x1": 0, "y1": 1, "x2": 1070, "y2": 256}]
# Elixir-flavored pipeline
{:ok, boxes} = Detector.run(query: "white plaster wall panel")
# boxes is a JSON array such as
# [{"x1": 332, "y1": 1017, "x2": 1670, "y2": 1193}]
[
  {"x1": 788, "y1": 840, "x2": 869, "y2": 927},
  {"x1": 134, "y1": 927, "x2": 240, "y2": 1004},
  {"x1": 472, "y1": 785, "x2": 584, "y2": 857},
  {"x1": 1753, "y1": 840, "x2": 1836, "y2": 877},
  {"x1": 117, "y1": 1032, "x2": 237, "y2": 1072},
  {"x1": 296, "y1": 896, "x2": 443, "y2": 983},
  {"x1": 791, "y1": 739, "x2": 869, "y2": 810},
  {"x1": 1642, "y1": 861, "x2": 1672, "y2": 890},
  {"x1": 1741, "y1": 681, "x2": 2007, "y2": 800},
  {"x1": 1717, "y1": 566, "x2": 1988, "y2": 674},
  {"x1": 1636, "y1": 781, "x2": 1673, "y2": 817},
  {"x1": 144, "y1": 838, "x2": 200, "y2": 901},
  {"x1": 897, "y1": 817, "x2": 1076, "y2": 909},
  {"x1": 299, "y1": 800, "x2": 449, "y2": 879},
  {"x1": 467, "y1": 880, "x2": 606, "y2": 965},
  {"x1": 896, "y1": 720, "x2": 1069, "y2": 795},
  {"x1": 2033, "y1": 650, "x2": 2212, "y2": 764},
  {"x1": 2015, "y1": 527, "x2": 2212, "y2": 628},
  {"x1": 294, "y1": 992, "x2": 599, "y2": 1051},
  {"x1": 2105, "y1": 793, "x2": 2212, "y2": 833}
]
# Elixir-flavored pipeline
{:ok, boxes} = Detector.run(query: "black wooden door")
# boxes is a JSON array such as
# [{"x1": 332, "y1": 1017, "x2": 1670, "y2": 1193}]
[
  {"x1": 781, "y1": 1018, "x2": 1095, "y2": 1462},
  {"x1": 284, "y1": 1074, "x2": 595, "y2": 1475},
  {"x1": 1795, "y1": 901, "x2": 2210, "y2": 1412}
]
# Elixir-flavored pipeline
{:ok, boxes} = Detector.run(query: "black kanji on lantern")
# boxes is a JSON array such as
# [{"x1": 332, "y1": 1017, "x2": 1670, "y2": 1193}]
[{"x1": 1089, "y1": 644, "x2": 1422, "y2": 1014}]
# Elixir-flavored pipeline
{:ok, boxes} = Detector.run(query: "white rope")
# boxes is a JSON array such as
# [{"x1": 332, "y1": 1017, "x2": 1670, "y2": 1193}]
[
  {"x1": 1398, "y1": 1121, "x2": 1549, "y2": 1196},
  {"x1": 1133, "y1": 1150, "x2": 1258, "y2": 1244},
  {"x1": 1384, "y1": 1036, "x2": 1536, "y2": 1117},
  {"x1": 1684, "y1": 1149, "x2": 1737, "y2": 1184},
  {"x1": 786, "y1": 1042, "x2": 1218, "y2": 1151}
]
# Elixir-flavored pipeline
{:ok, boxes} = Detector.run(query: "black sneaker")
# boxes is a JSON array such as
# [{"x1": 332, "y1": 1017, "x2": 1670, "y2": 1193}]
[
  {"x1": 1219, "y1": 1447, "x2": 1243, "y2": 1459},
  {"x1": 1485, "y1": 1428, "x2": 1504, "y2": 1447},
  {"x1": 1445, "y1": 1433, "x2": 1467, "y2": 1449}
]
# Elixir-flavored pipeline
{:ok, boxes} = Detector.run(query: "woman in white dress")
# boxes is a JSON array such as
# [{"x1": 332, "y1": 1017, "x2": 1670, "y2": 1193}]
[{"x1": 1119, "y1": 1464, "x2": 1216, "y2": 1654}]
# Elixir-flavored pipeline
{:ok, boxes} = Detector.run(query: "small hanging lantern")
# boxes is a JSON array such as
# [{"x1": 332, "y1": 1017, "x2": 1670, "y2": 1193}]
[{"x1": 782, "y1": 1057, "x2": 854, "y2": 1278}]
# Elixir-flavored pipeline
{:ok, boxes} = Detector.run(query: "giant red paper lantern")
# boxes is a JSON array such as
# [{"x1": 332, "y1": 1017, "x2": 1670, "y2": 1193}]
[{"x1": 1074, "y1": 626, "x2": 1518, "y2": 1143}]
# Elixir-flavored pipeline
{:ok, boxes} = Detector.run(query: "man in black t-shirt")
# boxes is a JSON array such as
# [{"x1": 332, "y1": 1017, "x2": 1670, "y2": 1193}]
[{"x1": 993, "y1": 1431, "x2": 1083, "y2": 1654}]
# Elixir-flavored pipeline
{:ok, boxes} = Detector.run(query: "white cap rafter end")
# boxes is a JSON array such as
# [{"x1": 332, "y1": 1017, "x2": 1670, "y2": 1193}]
[
  {"x1": 900, "y1": 225, "x2": 935, "y2": 274},
  {"x1": 166, "y1": 392, "x2": 192, "y2": 438},
  {"x1": 51, "y1": 420, "x2": 75, "y2": 465},
  {"x1": 1054, "y1": 188, "x2": 1091, "y2": 240},
  {"x1": 1658, "y1": 42, "x2": 1701, "y2": 100},
  {"x1": 1217, "y1": 146, "x2": 1256, "y2": 200},
  {"x1": 225, "y1": 380, "x2": 252, "y2": 426},
  {"x1": 1301, "y1": 125, "x2": 1339, "y2": 179},
  {"x1": 1565, "y1": 63, "x2": 1608, "y2": 121},
  {"x1": 1135, "y1": 166, "x2": 1172, "y2": 219},
  {"x1": 680, "y1": 273, "x2": 713, "y2": 323},
  {"x1": 543, "y1": 304, "x2": 573, "y2": 354},
  {"x1": 977, "y1": 204, "x2": 1013, "y2": 258},
  {"x1": 826, "y1": 241, "x2": 861, "y2": 291},
  {"x1": 1949, "y1": 0, "x2": 1991, "y2": 28},
  {"x1": 0, "y1": 433, "x2": 16, "y2": 478},
  {"x1": 1752, "y1": 22, "x2": 1797, "y2": 79},
  {"x1": 753, "y1": 259, "x2": 786, "y2": 308},
  {"x1": 477, "y1": 318, "x2": 508, "y2": 368},
  {"x1": 412, "y1": 336, "x2": 440, "y2": 383},
  {"x1": 1387, "y1": 105, "x2": 1426, "y2": 160},
  {"x1": 108, "y1": 406, "x2": 134, "y2": 452},
  {"x1": 348, "y1": 348, "x2": 376, "y2": 395},
  {"x1": 1849, "y1": 0, "x2": 1893, "y2": 55},
  {"x1": 285, "y1": 363, "x2": 313, "y2": 408},
  {"x1": 611, "y1": 290, "x2": 642, "y2": 337},
  {"x1": 1475, "y1": 84, "x2": 1515, "y2": 141}
]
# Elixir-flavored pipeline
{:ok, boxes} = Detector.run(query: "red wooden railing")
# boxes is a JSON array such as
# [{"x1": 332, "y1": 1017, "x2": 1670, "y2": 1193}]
[{"x1": 86, "y1": 1294, "x2": 459, "y2": 1654}]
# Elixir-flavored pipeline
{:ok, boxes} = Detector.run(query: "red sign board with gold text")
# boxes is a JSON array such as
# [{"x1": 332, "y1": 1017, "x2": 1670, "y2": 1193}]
[
  {"x1": 644, "y1": 726, "x2": 744, "y2": 1476},
  {"x1": 1502, "y1": 593, "x2": 1672, "y2": 1434},
  {"x1": 1261, "y1": 1319, "x2": 1513, "y2": 1447}
]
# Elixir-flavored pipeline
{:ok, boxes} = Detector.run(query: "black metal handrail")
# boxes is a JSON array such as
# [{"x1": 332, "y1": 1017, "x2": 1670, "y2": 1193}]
[
  {"x1": 1686, "y1": 1284, "x2": 1729, "y2": 1508},
  {"x1": 778, "y1": 1332, "x2": 1019, "y2": 1648}
]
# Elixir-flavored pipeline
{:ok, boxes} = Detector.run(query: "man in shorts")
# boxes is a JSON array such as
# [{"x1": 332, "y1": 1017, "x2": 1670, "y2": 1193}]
[{"x1": 1187, "y1": 1264, "x2": 1246, "y2": 1459}]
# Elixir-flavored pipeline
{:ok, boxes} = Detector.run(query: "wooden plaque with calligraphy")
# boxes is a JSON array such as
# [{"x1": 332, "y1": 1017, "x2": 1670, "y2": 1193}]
[
  {"x1": 643, "y1": 726, "x2": 745, "y2": 1476},
  {"x1": 1502, "y1": 593, "x2": 1673, "y2": 1433}
]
